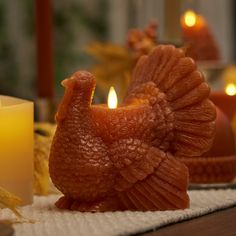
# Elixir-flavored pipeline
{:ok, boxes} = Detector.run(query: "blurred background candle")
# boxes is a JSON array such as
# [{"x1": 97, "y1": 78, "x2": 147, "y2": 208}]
[
  {"x1": 35, "y1": 0, "x2": 54, "y2": 99},
  {"x1": 181, "y1": 9, "x2": 220, "y2": 61},
  {"x1": 35, "y1": 0, "x2": 55, "y2": 122},
  {"x1": 210, "y1": 83, "x2": 236, "y2": 122},
  {"x1": 0, "y1": 96, "x2": 34, "y2": 205}
]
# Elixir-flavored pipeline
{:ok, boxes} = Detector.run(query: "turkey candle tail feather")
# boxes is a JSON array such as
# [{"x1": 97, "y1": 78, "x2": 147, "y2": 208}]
[
  {"x1": 125, "y1": 45, "x2": 216, "y2": 156},
  {"x1": 49, "y1": 45, "x2": 216, "y2": 212}
]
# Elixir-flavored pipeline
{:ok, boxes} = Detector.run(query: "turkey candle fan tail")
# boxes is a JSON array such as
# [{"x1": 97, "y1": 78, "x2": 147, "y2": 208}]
[{"x1": 125, "y1": 45, "x2": 216, "y2": 157}]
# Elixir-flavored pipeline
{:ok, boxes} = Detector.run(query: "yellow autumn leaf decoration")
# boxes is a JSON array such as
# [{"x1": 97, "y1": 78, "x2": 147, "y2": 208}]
[
  {"x1": 85, "y1": 22, "x2": 158, "y2": 100},
  {"x1": 34, "y1": 123, "x2": 57, "y2": 195},
  {"x1": 85, "y1": 43, "x2": 134, "y2": 99},
  {"x1": 0, "y1": 186, "x2": 22, "y2": 218}
]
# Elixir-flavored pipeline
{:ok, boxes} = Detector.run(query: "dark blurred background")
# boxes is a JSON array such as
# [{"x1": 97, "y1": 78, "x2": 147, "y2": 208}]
[{"x1": 0, "y1": 0, "x2": 235, "y2": 101}]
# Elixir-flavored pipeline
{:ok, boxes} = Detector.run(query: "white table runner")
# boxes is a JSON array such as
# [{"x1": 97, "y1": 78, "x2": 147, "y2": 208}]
[{"x1": 1, "y1": 189, "x2": 236, "y2": 236}]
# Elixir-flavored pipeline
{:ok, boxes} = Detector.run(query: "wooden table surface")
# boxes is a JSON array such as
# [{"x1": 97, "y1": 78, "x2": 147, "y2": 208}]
[{"x1": 138, "y1": 207, "x2": 236, "y2": 236}]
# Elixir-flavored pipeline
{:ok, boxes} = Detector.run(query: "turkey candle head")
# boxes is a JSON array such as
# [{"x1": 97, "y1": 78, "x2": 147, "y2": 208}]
[
  {"x1": 56, "y1": 71, "x2": 96, "y2": 122},
  {"x1": 62, "y1": 71, "x2": 96, "y2": 94}
]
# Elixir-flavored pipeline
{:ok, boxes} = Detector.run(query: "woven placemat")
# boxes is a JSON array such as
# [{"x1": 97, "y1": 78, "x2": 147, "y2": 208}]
[{"x1": 1, "y1": 189, "x2": 236, "y2": 236}]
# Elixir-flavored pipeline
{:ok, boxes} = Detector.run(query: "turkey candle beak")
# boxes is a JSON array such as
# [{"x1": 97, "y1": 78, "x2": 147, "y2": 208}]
[
  {"x1": 61, "y1": 78, "x2": 70, "y2": 88},
  {"x1": 108, "y1": 86, "x2": 118, "y2": 109}
]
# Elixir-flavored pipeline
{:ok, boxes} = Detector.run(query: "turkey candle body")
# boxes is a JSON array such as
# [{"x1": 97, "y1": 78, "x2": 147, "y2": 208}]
[
  {"x1": 0, "y1": 96, "x2": 34, "y2": 205},
  {"x1": 49, "y1": 45, "x2": 216, "y2": 212}
]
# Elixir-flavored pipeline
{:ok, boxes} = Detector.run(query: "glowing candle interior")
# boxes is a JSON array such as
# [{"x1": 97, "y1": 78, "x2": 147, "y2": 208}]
[
  {"x1": 108, "y1": 86, "x2": 118, "y2": 109},
  {"x1": 0, "y1": 95, "x2": 34, "y2": 205}
]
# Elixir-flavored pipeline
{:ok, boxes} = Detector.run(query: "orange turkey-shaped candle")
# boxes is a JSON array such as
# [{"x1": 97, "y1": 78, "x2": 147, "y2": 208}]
[{"x1": 49, "y1": 45, "x2": 216, "y2": 212}]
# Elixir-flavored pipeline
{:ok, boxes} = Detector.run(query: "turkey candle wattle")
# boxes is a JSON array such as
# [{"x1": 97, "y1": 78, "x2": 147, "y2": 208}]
[{"x1": 0, "y1": 96, "x2": 34, "y2": 205}]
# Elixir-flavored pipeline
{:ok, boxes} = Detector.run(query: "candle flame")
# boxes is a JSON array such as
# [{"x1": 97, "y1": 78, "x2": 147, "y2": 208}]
[
  {"x1": 184, "y1": 10, "x2": 197, "y2": 27},
  {"x1": 225, "y1": 83, "x2": 236, "y2": 96},
  {"x1": 108, "y1": 86, "x2": 118, "y2": 109}
]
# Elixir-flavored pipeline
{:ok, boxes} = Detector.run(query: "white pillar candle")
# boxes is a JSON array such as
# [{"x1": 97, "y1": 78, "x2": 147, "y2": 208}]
[{"x1": 0, "y1": 95, "x2": 33, "y2": 205}]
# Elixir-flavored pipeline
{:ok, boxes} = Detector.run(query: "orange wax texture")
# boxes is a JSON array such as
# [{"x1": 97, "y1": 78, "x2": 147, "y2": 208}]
[
  {"x1": 181, "y1": 12, "x2": 220, "y2": 61},
  {"x1": 179, "y1": 108, "x2": 236, "y2": 183},
  {"x1": 49, "y1": 45, "x2": 216, "y2": 212},
  {"x1": 210, "y1": 91, "x2": 236, "y2": 121}
]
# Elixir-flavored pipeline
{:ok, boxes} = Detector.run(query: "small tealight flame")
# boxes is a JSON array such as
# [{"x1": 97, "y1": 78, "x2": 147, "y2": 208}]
[
  {"x1": 225, "y1": 83, "x2": 236, "y2": 96},
  {"x1": 108, "y1": 86, "x2": 118, "y2": 109},
  {"x1": 184, "y1": 10, "x2": 197, "y2": 27}
]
